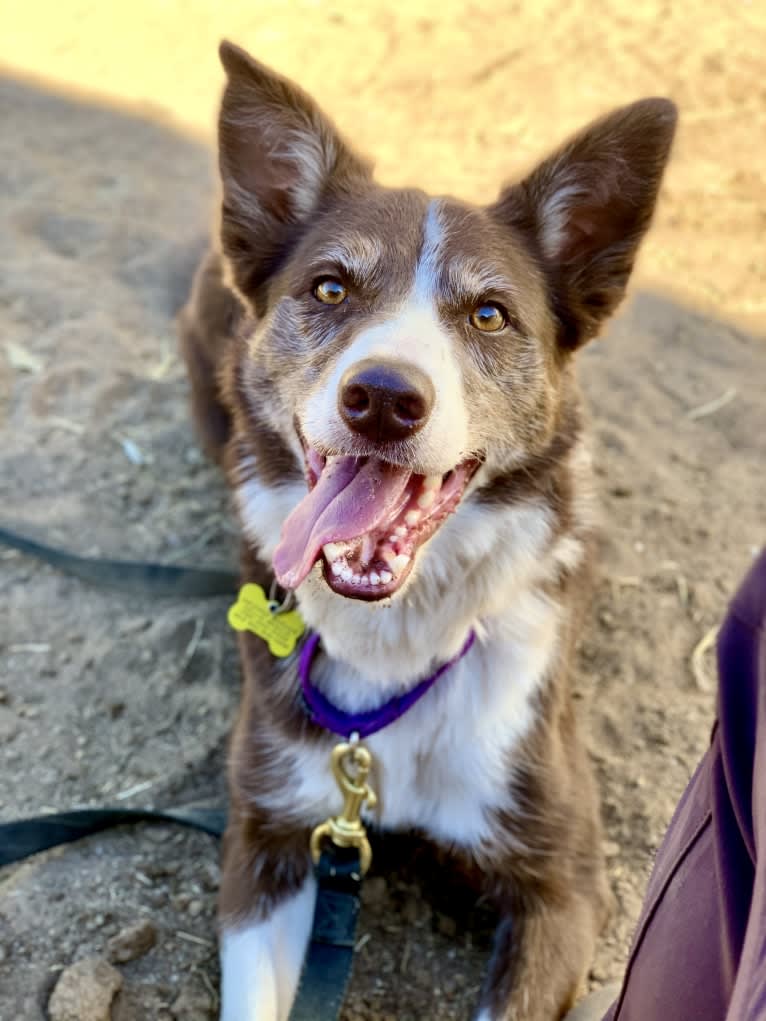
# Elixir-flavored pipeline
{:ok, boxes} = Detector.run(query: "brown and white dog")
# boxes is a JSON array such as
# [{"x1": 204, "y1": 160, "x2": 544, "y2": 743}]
[{"x1": 180, "y1": 41, "x2": 676, "y2": 1021}]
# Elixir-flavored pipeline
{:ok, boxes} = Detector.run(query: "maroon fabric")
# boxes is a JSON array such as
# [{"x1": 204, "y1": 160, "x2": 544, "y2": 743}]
[{"x1": 602, "y1": 549, "x2": 766, "y2": 1021}]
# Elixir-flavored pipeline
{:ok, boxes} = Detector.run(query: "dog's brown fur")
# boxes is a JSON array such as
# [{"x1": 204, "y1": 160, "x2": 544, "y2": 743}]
[{"x1": 180, "y1": 41, "x2": 676, "y2": 1021}]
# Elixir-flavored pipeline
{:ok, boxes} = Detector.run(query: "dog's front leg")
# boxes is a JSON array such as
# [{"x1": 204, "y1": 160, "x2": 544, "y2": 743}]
[
  {"x1": 475, "y1": 891, "x2": 601, "y2": 1021},
  {"x1": 218, "y1": 811, "x2": 317, "y2": 1021},
  {"x1": 219, "y1": 872, "x2": 316, "y2": 1021}
]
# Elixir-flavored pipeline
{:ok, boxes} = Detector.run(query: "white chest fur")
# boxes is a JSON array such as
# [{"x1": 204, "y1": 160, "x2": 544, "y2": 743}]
[{"x1": 261, "y1": 586, "x2": 562, "y2": 849}]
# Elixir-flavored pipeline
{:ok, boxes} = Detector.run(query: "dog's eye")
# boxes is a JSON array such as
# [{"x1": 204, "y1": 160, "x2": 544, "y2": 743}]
[
  {"x1": 469, "y1": 303, "x2": 507, "y2": 332},
  {"x1": 313, "y1": 278, "x2": 348, "y2": 305}
]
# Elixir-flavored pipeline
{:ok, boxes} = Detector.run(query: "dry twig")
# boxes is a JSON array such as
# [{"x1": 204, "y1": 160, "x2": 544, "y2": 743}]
[
  {"x1": 687, "y1": 387, "x2": 737, "y2": 421},
  {"x1": 691, "y1": 625, "x2": 719, "y2": 691}
]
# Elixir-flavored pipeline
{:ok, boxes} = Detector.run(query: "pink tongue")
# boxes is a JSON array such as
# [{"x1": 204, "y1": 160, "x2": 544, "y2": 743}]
[{"x1": 273, "y1": 455, "x2": 412, "y2": 589}]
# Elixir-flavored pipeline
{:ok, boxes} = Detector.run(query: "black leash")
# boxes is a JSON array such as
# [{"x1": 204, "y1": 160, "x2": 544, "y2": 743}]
[
  {"x1": 290, "y1": 846, "x2": 363, "y2": 1020},
  {"x1": 0, "y1": 524, "x2": 361, "y2": 1020},
  {"x1": 0, "y1": 525, "x2": 239, "y2": 597},
  {"x1": 0, "y1": 806, "x2": 227, "y2": 868}
]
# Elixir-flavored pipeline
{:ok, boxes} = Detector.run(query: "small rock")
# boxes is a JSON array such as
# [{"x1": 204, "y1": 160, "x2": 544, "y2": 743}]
[
  {"x1": 146, "y1": 827, "x2": 172, "y2": 843},
  {"x1": 588, "y1": 963, "x2": 610, "y2": 983},
  {"x1": 170, "y1": 978, "x2": 214, "y2": 1021},
  {"x1": 48, "y1": 956, "x2": 122, "y2": 1021},
  {"x1": 171, "y1": 893, "x2": 192, "y2": 912},
  {"x1": 187, "y1": 899, "x2": 204, "y2": 918},
  {"x1": 117, "y1": 617, "x2": 152, "y2": 637},
  {"x1": 602, "y1": 840, "x2": 621, "y2": 859},
  {"x1": 360, "y1": 876, "x2": 387, "y2": 908},
  {"x1": 401, "y1": 893, "x2": 429, "y2": 926},
  {"x1": 442, "y1": 971, "x2": 465, "y2": 996},
  {"x1": 107, "y1": 920, "x2": 157, "y2": 964},
  {"x1": 146, "y1": 890, "x2": 170, "y2": 909},
  {"x1": 199, "y1": 862, "x2": 220, "y2": 892},
  {"x1": 0, "y1": 707, "x2": 19, "y2": 743},
  {"x1": 435, "y1": 912, "x2": 457, "y2": 938},
  {"x1": 143, "y1": 861, "x2": 180, "y2": 880}
]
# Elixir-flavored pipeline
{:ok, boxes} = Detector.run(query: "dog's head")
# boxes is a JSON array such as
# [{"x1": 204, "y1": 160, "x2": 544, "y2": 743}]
[{"x1": 218, "y1": 42, "x2": 676, "y2": 605}]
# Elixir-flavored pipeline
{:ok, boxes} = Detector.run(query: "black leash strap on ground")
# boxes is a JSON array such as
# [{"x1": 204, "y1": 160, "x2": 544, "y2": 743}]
[
  {"x1": 0, "y1": 806, "x2": 227, "y2": 868},
  {"x1": 0, "y1": 525, "x2": 239, "y2": 597},
  {"x1": 288, "y1": 845, "x2": 363, "y2": 1021}
]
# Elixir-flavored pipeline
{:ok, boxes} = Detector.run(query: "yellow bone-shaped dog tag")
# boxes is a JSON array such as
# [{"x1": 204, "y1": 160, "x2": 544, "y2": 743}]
[{"x1": 228, "y1": 583, "x2": 304, "y2": 658}]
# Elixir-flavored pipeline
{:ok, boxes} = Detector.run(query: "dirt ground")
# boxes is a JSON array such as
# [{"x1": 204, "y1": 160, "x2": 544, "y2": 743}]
[{"x1": 1, "y1": 3, "x2": 764, "y2": 1019}]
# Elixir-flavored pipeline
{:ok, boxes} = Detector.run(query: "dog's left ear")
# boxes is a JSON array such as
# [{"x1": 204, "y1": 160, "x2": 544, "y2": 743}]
[
  {"x1": 217, "y1": 41, "x2": 371, "y2": 301},
  {"x1": 490, "y1": 98, "x2": 677, "y2": 349}
]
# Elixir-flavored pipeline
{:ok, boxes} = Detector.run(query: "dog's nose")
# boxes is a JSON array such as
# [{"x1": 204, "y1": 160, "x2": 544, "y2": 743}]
[{"x1": 339, "y1": 360, "x2": 435, "y2": 442}]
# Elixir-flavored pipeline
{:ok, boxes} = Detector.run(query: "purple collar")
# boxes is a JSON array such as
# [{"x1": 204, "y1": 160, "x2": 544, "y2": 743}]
[{"x1": 299, "y1": 629, "x2": 476, "y2": 739}]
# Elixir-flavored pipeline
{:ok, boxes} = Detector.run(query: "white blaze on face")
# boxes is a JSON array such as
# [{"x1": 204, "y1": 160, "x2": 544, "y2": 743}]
[{"x1": 302, "y1": 200, "x2": 469, "y2": 474}]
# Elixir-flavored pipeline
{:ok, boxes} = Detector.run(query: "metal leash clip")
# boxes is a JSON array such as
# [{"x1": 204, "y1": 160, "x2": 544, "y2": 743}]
[{"x1": 310, "y1": 736, "x2": 377, "y2": 875}]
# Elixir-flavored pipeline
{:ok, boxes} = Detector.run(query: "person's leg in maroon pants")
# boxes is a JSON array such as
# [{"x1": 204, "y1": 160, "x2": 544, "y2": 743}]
[{"x1": 568, "y1": 548, "x2": 766, "y2": 1021}]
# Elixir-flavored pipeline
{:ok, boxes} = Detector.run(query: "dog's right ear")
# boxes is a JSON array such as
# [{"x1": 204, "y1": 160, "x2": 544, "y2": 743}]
[{"x1": 217, "y1": 41, "x2": 370, "y2": 301}]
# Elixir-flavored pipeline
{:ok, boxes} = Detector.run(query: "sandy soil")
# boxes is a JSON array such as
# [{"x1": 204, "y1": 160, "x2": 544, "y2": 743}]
[{"x1": 1, "y1": 3, "x2": 764, "y2": 1019}]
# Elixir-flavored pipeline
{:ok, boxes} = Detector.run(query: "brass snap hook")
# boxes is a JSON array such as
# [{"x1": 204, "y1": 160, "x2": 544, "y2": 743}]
[{"x1": 310, "y1": 738, "x2": 377, "y2": 875}]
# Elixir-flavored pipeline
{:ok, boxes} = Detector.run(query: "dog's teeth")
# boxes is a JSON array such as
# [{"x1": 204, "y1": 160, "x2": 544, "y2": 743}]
[
  {"x1": 423, "y1": 475, "x2": 441, "y2": 491},
  {"x1": 417, "y1": 490, "x2": 435, "y2": 509},
  {"x1": 369, "y1": 572, "x2": 380, "y2": 585},
  {"x1": 381, "y1": 547, "x2": 396, "y2": 565},
  {"x1": 395, "y1": 525, "x2": 407, "y2": 537},
  {"x1": 388, "y1": 535, "x2": 398, "y2": 544},
  {"x1": 405, "y1": 510, "x2": 420, "y2": 526},
  {"x1": 391, "y1": 554, "x2": 410, "y2": 575},
  {"x1": 331, "y1": 561, "x2": 344, "y2": 576},
  {"x1": 360, "y1": 575, "x2": 369, "y2": 585},
  {"x1": 323, "y1": 542, "x2": 344, "y2": 562},
  {"x1": 341, "y1": 567, "x2": 353, "y2": 582},
  {"x1": 351, "y1": 574, "x2": 361, "y2": 586},
  {"x1": 361, "y1": 533, "x2": 376, "y2": 566},
  {"x1": 380, "y1": 570, "x2": 393, "y2": 584}
]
